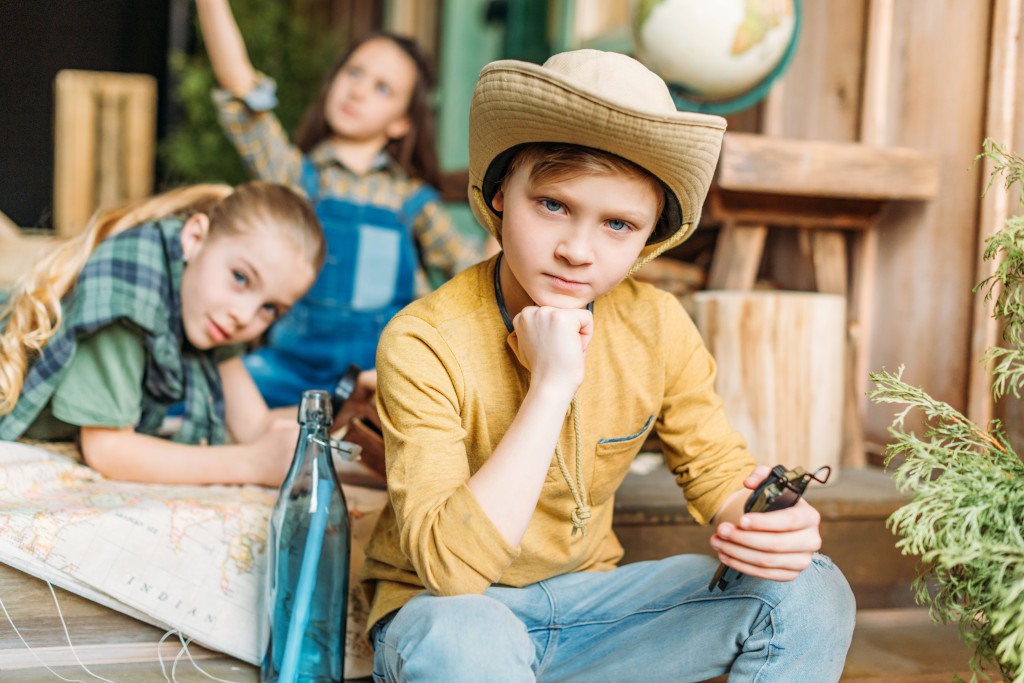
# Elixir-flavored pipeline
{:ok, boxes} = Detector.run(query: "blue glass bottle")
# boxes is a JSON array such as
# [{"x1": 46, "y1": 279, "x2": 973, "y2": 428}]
[{"x1": 262, "y1": 390, "x2": 356, "y2": 682}]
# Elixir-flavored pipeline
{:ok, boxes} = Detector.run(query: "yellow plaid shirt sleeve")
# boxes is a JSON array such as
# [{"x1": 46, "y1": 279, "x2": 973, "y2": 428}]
[
  {"x1": 413, "y1": 200, "x2": 484, "y2": 281},
  {"x1": 211, "y1": 73, "x2": 304, "y2": 190}
]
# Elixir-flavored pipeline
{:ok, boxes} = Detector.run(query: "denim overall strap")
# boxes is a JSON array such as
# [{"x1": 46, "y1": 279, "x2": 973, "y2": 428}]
[
  {"x1": 301, "y1": 156, "x2": 321, "y2": 202},
  {"x1": 247, "y1": 159, "x2": 426, "y2": 406}
]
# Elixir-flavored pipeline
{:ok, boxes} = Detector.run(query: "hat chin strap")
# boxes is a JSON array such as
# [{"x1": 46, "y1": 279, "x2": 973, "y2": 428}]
[
  {"x1": 472, "y1": 186, "x2": 502, "y2": 245},
  {"x1": 627, "y1": 224, "x2": 690, "y2": 277}
]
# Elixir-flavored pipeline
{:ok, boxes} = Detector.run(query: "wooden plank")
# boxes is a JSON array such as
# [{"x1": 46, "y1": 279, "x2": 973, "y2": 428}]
[
  {"x1": 97, "y1": 86, "x2": 124, "y2": 211},
  {"x1": 811, "y1": 230, "x2": 849, "y2": 296},
  {"x1": 0, "y1": 233, "x2": 57, "y2": 290},
  {"x1": 123, "y1": 78, "x2": 157, "y2": 205},
  {"x1": 716, "y1": 131, "x2": 940, "y2": 200},
  {"x1": 967, "y1": 0, "x2": 1022, "y2": 427},
  {"x1": 767, "y1": 0, "x2": 867, "y2": 142},
  {"x1": 706, "y1": 223, "x2": 767, "y2": 290},
  {"x1": 52, "y1": 70, "x2": 156, "y2": 237},
  {"x1": 865, "y1": 1, "x2": 992, "y2": 447},
  {"x1": 693, "y1": 291, "x2": 847, "y2": 476},
  {"x1": 0, "y1": 642, "x2": 224, "y2": 670},
  {"x1": 0, "y1": 562, "x2": 251, "y2": 678},
  {"x1": 0, "y1": 209, "x2": 20, "y2": 240},
  {"x1": 384, "y1": 0, "x2": 439, "y2": 56},
  {"x1": 760, "y1": 66, "x2": 786, "y2": 137},
  {"x1": 848, "y1": 0, "x2": 896, "y2": 468},
  {"x1": 708, "y1": 190, "x2": 884, "y2": 230},
  {"x1": 53, "y1": 70, "x2": 98, "y2": 237}
]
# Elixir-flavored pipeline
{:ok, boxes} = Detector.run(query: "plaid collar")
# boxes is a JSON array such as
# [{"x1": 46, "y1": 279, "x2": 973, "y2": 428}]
[
  {"x1": 308, "y1": 139, "x2": 400, "y2": 175},
  {"x1": 0, "y1": 219, "x2": 227, "y2": 445}
]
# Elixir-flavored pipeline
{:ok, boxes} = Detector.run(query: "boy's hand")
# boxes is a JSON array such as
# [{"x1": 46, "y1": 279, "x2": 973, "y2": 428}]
[
  {"x1": 709, "y1": 465, "x2": 823, "y2": 582},
  {"x1": 509, "y1": 306, "x2": 593, "y2": 394}
]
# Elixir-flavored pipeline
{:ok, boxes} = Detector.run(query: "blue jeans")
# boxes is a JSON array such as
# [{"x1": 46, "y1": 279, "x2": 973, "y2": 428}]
[{"x1": 370, "y1": 554, "x2": 855, "y2": 682}]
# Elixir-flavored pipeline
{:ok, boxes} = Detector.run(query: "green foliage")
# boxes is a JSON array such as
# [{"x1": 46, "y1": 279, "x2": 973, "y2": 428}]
[
  {"x1": 869, "y1": 139, "x2": 1024, "y2": 683},
  {"x1": 159, "y1": 0, "x2": 341, "y2": 187}
]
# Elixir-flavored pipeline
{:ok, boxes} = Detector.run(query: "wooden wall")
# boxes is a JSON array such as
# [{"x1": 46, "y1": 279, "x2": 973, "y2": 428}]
[{"x1": 743, "y1": 1, "x2": 1023, "y2": 448}]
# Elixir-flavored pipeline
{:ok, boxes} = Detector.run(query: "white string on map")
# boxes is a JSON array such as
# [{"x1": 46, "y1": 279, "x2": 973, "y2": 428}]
[
  {"x1": 0, "y1": 579, "x2": 113, "y2": 683},
  {"x1": 0, "y1": 577, "x2": 246, "y2": 683},
  {"x1": 157, "y1": 629, "x2": 245, "y2": 683},
  {"x1": 46, "y1": 581, "x2": 118, "y2": 683}
]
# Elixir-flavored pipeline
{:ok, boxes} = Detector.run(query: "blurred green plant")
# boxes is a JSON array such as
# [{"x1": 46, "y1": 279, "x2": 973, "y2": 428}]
[
  {"x1": 160, "y1": 0, "x2": 341, "y2": 187},
  {"x1": 869, "y1": 139, "x2": 1024, "y2": 683}
]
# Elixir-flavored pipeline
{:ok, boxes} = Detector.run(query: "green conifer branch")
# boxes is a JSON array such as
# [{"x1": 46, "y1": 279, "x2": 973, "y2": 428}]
[{"x1": 869, "y1": 139, "x2": 1024, "y2": 682}]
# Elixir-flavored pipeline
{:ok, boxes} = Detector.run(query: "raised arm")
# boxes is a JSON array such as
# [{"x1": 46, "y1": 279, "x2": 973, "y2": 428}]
[{"x1": 195, "y1": 0, "x2": 257, "y2": 96}]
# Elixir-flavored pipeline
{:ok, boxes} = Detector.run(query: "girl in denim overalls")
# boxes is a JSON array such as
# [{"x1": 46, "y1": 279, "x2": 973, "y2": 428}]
[{"x1": 198, "y1": 0, "x2": 487, "y2": 407}]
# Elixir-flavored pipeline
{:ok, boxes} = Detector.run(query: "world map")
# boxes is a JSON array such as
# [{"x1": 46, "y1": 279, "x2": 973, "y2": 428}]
[{"x1": 0, "y1": 440, "x2": 384, "y2": 676}]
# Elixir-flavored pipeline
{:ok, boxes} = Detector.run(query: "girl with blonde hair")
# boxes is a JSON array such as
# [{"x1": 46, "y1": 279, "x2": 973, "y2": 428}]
[{"x1": 0, "y1": 181, "x2": 324, "y2": 486}]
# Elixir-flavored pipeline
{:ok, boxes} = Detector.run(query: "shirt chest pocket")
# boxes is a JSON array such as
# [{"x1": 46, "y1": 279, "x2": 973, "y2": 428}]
[{"x1": 589, "y1": 414, "x2": 655, "y2": 504}]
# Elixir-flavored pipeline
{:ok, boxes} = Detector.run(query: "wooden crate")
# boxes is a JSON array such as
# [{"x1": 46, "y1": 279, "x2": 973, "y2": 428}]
[{"x1": 53, "y1": 70, "x2": 156, "y2": 237}]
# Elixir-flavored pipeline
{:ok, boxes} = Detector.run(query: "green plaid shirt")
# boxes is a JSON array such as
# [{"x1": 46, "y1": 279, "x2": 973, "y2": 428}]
[
  {"x1": 213, "y1": 74, "x2": 482, "y2": 295},
  {"x1": 0, "y1": 219, "x2": 227, "y2": 445}
]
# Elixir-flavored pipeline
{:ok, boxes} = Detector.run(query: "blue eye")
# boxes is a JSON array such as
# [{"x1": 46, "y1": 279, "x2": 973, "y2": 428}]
[
  {"x1": 608, "y1": 219, "x2": 630, "y2": 232},
  {"x1": 540, "y1": 198, "x2": 563, "y2": 213},
  {"x1": 261, "y1": 303, "x2": 280, "y2": 319},
  {"x1": 375, "y1": 82, "x2": 392, "y2": 96},
  {"x1": 233, "y1": 271, "x2": 248, "y2": 287},
  {"x1": 347, "y1": 66, "x2": 363, "y2": 79}
]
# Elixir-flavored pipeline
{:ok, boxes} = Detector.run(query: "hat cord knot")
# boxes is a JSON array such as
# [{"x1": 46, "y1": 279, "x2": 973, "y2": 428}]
[
  {"x1": 570, "y1": 504, "x2": 591, "y2": 537},
  {"x1": 554, "y1": 397, "x2": 590, "y2": 538}
]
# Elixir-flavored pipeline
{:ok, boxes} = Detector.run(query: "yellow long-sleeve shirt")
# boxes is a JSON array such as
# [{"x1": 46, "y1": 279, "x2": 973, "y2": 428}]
[{"x1": 360, "y1": 255, "x2": 756, "y2": 629}]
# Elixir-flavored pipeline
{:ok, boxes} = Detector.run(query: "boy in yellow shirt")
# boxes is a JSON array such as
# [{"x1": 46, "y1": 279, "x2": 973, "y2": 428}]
[{"x1": 360, "y1": 49, "x2": 856, "y2": 681}]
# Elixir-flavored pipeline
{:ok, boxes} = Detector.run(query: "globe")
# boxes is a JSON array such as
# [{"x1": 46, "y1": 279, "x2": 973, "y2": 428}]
[{"x1": 632, "y1": 0, "x2": 800, "y2": 114}]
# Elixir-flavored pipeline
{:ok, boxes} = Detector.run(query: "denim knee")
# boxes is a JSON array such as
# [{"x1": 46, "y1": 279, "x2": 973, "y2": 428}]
[
  {"x1": 378, "y1": 593, "x2": 535, "y2": 683},
  {"x1": 799, "y1": 554, "x2": 856, "y2": 631},
  {"x1": 770, "y1": 554, "x2": 856, "y2": 671}
]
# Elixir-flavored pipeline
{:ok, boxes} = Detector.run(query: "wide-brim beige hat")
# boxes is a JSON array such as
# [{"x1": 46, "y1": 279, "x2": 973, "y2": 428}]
[{"x1": 468, "y1": 49, "x2": 727, "y2": 271}]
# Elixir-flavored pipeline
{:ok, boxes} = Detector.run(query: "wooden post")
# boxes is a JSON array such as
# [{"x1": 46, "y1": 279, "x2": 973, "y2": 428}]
[
  {"x1": 706, "y1": 221, "x2": 767, "y2": 290},
  {"x1": 53, "y1": 70, "x2": 156, "y2": 237},
  {"x1": 967, "y1": 0, "x2": 1022, "y2": 427},
  {"x1": 693, "y1": 291, "x2": 847, "y2": 480},
  {"x1": 847, "y1": 0, "x2": 896, "y2": 467}
]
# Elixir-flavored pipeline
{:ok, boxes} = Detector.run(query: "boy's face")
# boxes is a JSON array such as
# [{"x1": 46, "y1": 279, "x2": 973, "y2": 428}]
[{"x1": 493, "y1": 163, "x2": 659, "y2": 315}]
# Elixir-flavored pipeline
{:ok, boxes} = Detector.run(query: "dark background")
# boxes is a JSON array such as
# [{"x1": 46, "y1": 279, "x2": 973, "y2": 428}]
[{"x1": 0, "y1": 0, "x2": 179, "y2": 228}]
